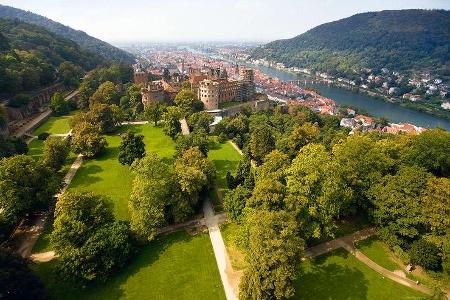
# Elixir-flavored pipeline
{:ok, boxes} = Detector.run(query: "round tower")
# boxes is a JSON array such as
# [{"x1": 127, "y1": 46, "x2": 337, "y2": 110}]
[{"x1": 199, "y1": 80, "x2": 219, "y2": 110}]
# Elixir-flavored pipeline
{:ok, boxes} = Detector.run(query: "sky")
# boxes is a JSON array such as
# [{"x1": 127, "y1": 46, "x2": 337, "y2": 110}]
[{"x1": 1, "y1": 0, "x2": 450, "y2": 43}]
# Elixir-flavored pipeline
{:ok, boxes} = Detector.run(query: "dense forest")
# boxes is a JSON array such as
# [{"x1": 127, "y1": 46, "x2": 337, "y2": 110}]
[
  {"x1": 0, "y1": 19, "x2": 103, "y2": 95},
  {"x1": 251, "y1": 10, "x2": 450, "y2": 76},
  {"x1": 0, "y1": 4, "x2": 135, "y2": 64}
]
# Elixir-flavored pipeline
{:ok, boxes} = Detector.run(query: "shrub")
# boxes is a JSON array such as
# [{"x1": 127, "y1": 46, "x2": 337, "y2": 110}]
[
  {"x1": 37, "y1": 132, "x2": 50, "y2": 140},
  {"x1": 409, "y1": 239, "x2": 442, "y2": 271}
]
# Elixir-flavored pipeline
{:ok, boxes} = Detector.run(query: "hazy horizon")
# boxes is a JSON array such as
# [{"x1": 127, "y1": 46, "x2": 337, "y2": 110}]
[{"x1": 1, "y1": 0, "x2": 450, "y2": 44}]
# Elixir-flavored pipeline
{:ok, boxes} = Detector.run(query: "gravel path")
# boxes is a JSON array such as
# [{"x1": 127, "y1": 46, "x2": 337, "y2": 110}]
[
  {"x1": 179, "y1": 118, "x2": 190, "y2": 135},
  {"x1": 304, "y1": 227, "x2": 435, "y2": 296}
]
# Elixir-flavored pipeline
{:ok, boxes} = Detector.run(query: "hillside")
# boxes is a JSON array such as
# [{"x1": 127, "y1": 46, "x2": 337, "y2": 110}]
[
  {"x1": 0, "y1": 4, "x2": 135, "y2": 64},
  {"x1": 0, "y1": 18, "x2": 103, "y2": 95},
  {"x1": 251, "y1": 9, "x2": 450, "y2": 75}
]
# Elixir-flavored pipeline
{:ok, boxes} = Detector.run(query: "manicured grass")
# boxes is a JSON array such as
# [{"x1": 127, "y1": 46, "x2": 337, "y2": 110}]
[
  {"x1": 293, "y1": 248, "x2": 426, "y2": 299},
  {"x1": 32, "y1": 111, "x2": 78, "y2": 135},
  {"x1": 67, "y1": 125, "x2": 176, "y2": 220},
  {"x1": 31, "y1": 231, "x2": 226, "y2": 300},
  {"x1": 356, "y1": 236, "x2": 401, "y2": 272},
  {"x1": 357, "y1": 237, "x2": 450, "y2": 290},
  {"x1": 207, "y1": 139, "x2": 242, "y2": 210},
  {"x1": 28, "y1": 139, "x2": 45, "y2": 160}
]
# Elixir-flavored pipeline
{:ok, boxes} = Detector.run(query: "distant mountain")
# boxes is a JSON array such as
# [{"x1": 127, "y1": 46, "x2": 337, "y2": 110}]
[
  {"x1": 0, "y1": 18, "x2": 103, "y2": 95},
  {"x1": 0, "y1": 4, "x2": 135, "y2": 64},
  {"x1": 251, "y1": 9, "x2": 450, "y2": 75}
]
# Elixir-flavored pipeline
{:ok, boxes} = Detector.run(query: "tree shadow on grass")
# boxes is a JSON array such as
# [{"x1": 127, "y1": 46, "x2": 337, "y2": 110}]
[
  {"x1": 36, "y1": 231, "x2": 195, "y2": 300},
  {"x1": 69, "y1": 165, "x2": 103, "y2": 188},
  {"x1": 294, "y1": 250, "x2": 369, "y2": 300}
]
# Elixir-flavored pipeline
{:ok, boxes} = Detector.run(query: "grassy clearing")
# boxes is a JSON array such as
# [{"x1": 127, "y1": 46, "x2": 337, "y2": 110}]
[
  {"x1": 357, "y1": 236, "x2": 450, "y2": 291},
  {"x1": 293, "y1": 248, "x2": 427, "y2": 299},
  {"x1": 32, "y1": 111, "x2": 78, "y2": 135},
  {"x1": 221, "y1": 223, "x2": 246, "y2": 271},
  {"x1": 31, "y1": 231, "x2": 225, "y2": 300},
  {"x1": 67, "y1": 124, "x2": 175, "y2": 220},
  {"x1": 356, "y1": 236, "x2": 401, "y2": 272},
  {"x1": 207, "y1": 139, "x2": 242, "y2": 211}
]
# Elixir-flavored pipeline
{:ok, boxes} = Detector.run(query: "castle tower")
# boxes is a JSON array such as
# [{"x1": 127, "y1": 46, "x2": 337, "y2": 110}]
[
  {"x1": 239, "y1": 68, "x2": 255, "y2": 101},
  {"x1": 199, "y1": 79, "x2": 220, "y2": 110}
]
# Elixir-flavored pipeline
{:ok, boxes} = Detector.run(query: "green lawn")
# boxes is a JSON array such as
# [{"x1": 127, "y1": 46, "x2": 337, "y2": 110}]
[
  {"x1": 293, "y1": 248, "x2": 426, "y2": 299},
  {"x1": 31, "y1": 231, "x2": 226, "y2": 300},
  {"x1": 67, "y1": 124, "x2": 176, "y2": 220},
  {"x1": 28, "y1": 139, "x2": 45, "y2": 160},
  {"x1": 356, "y1": 236, "x2": 401, "y2": 272},
  {"x1": 32, "y1": 111, "x2": 78, "y2": 135},
  {"x1": 207, "y1": 139, "x2": 242, "y2": 211}
]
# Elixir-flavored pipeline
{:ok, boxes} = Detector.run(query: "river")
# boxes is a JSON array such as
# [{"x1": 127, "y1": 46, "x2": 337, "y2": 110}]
[
  {"x1": 250, "y1": 64, "x2": 450, "y2": 130},
  {"x1": 187, "y1": 48, "x2": 450, "y2": 130}
]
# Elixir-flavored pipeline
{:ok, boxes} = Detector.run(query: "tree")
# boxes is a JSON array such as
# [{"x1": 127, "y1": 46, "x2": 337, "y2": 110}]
[
  {"x1": 58, "y1": 61, "x2": 83, "y2": 87},
  {"x1": 174, "y1": 89, "x2": 197, "y2": 116},
  {"x1": 188, "y1": 111, "x2": 214, "y2": 133},
  {"x1": 71, "y1": 104, "x2": 118, "y2": 134},
  {"x1": 175, "y1": 128, "x2": 209, "y2": 156},
  {"x1": 247, "y1": 179, "x2": 286, "y2": 211},
  {"x1": 0, "y1": 247, "x2": 47, "y2": 300},
  {"x1": 51, "y1": 192, "x2": 114, "y2": 252},
  {"x1": 144, "y1": 102, "x2": 164, "y2": 126},
  {"x1": 118, "y1": 132, "x2": 146, "y2": 165},
  {"x1": 43, "y1": 137, "x2": 70, "y2": 171},
  {"x1": 409, "y1": 239, "x2": 442, "y2": 271},
  {"x1": 50, "y1": 92, "x2": 70, "y2": 115},
  {"x1": 257, "y1": 150, "x2": 290, "y2": 183},
  {"x1": 0, "y1": 136, "x2": 28, "y2": 158},
  {"x1": 249, "y1": 124, "x2": 275, "y2": 165},
  {"x1": 0, "y1": 155, "x2": 59, "y2": 226},
  {"x1": 368, "y1": 166, "x2": 430, "y2": 247},
  {"x1": 71, "y1": 122, "x2": 107, "y2": 157},
  {"x1": 421, "y1": 177, "x2": 450, "y2": 247},
  {"x1": 173, "y1": 147, "x2": 215, "y2": 221},
  {"x1": 286, "y1": 144, "x2": 349, "y2": 239},
  {"x1": 223, "y1": 185, "x2": 251, "y2": 222},
  {"x1": 0, "y1": 105, "x2": 7, "y2": 129},
  {"x1": 402, "y1": 129, "x2": 450, "y2": 177},
  {"x1": 57, "y1": 222, "x2": 134, "y2": 284},
  {"x1": 129, "y1": 154, "x2": 172, "y2": 241},
  {"x1": 89, "y1": 81, "x2": 118, "y2": 106},
  {"x1": 332, "y1": 134, "x2": 394, "y2": 210},
  {"x1": 287, "y1": 122, "x2": 320, "y2": 157},
  {"x1": 239, "y1": 210, "x2": 304, "y2": 300},
  {"x1": 162, "y1": 106, "x2": 182, "y2": 139}
]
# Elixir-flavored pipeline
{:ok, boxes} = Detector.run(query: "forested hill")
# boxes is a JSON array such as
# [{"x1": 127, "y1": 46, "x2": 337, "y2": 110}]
[
  {"x1": 251, "y1": 9, "x2": 450, "y2": 75},
  {"x1": 0, "y1": 19, "x2": 103, "y2": 95},
  {"x1": 0, "y1": 4, "x2": 135, "y2": 64}
]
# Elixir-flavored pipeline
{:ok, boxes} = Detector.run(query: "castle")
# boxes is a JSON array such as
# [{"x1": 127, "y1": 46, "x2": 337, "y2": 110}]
[
  {"x1": 138, "y1": 66, "x2": 255, "y2": 110},
  {"x1": 194, "y1": 67, "x2": 255, "y2": 110}
]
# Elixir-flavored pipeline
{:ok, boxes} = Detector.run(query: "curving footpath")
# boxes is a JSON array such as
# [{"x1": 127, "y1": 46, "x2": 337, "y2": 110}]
[{"x1": 304, "y1": 228, "x2": 437, "y2": 297}]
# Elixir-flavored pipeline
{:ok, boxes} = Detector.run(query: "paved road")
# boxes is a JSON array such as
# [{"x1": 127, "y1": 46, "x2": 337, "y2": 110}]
[{"x1": 203, "y1": 200, "x2": 239, "y2": 300}]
